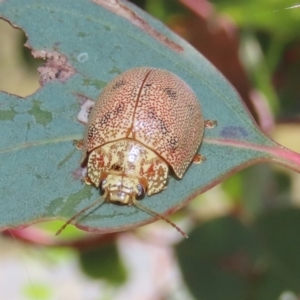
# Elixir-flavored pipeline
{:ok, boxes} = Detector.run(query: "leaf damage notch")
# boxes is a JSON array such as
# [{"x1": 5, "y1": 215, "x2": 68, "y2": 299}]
[
  {"x1": 32, "y1": 50, "x2": 75, "y2": 85},
  {"x1": 92, "y1": 0, "x2": 184, "y2": 52}
]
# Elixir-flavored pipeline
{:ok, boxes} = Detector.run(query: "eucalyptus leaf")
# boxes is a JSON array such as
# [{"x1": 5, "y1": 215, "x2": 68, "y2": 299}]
[
  {"x1": 176, "y1": 212, "x2": 300, "y2": 300},
  {"x1": 0, "y1": 0, "x2": 299, "y2": 234}
]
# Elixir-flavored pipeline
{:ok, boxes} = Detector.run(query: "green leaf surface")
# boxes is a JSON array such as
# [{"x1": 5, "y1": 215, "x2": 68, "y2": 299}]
[
  {"x1": 176, "y1": 216, "x2": 262, "y2": 300},
  {"x1": 79, "y1": 243, "x2": 127, "y2": 284},
  {"x1": 212, "y1": 0, "x2": 300, "y2": 39},
  {"x1": 0, "y1": 0, "x2": 300, "y2": 233},
  {"x1": 176, "y1": 211, "x2": 300, "y2": 300}
]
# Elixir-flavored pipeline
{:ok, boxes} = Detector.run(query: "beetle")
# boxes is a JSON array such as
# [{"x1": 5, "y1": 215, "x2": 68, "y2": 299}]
[{"x1": 56, "y1": 67, "x2": 216, "y2": 237}]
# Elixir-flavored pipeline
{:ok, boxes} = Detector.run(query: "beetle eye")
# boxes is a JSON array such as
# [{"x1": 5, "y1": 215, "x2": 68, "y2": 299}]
[
  {"x1": 136, "y1": 184, "x2": 146, "y2": 200},
  {"x1": 99, "y1": 179, "x2": 107, "y2": 195}
]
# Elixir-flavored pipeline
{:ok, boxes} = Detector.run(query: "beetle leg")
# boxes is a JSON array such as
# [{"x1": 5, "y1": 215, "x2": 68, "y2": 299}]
[
  {"x1": 204, "y1": 120, "x2": 217, "y2": 129},
  {"x1": 193, "y1": 154, "x2": 206, "y2": 164},
  {"x1": 73, "y1": 139, "x2": 83, "y2": 149},
  {"x1": 194, "y1": 120, "x2": 216, "y2": 165},
  {"x1": 81, "y1": 176, "x2": 93, "y2": 185}
]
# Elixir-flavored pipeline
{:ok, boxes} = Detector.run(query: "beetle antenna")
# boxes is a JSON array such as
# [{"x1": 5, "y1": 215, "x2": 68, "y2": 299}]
[
  {"x1": 132, "y1": 196, "x2": 188, "y2": 238},
  {"x1": 55, "y1": 191, "x2": 107, "y2": 236}
]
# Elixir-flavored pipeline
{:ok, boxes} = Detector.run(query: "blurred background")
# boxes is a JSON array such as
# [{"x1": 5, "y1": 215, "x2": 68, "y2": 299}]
[{"x1": 1, "y1": 0, "x2": 300, "y2": 299}]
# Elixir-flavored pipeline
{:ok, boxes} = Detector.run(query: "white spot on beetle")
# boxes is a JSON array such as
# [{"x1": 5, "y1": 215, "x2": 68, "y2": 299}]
[
  {"x1": 77, "y1": 52, "x2": 89, "y2": 63},
  {"x1": 128, "y1": 146, "x2": 140, "y2": 163}
]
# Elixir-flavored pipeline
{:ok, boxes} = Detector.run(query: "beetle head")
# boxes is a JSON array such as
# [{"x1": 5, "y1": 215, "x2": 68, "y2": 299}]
[
  {"x1": 100, "y1": 174, "x2": 146, "y2": 205},
  {"x1": 56, "y1": 170, "x2": 187, "y2": 238}
]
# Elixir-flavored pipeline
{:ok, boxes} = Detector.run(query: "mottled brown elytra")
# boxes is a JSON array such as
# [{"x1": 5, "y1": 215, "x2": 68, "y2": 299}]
[{"x1": 56, "y1": 67, "x2": 216, "y2": 237}]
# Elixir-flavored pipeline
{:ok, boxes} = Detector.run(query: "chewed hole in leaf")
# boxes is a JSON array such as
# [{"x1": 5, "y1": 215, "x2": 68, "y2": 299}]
[{"x1": 0, "y1": 18, "x2": 43, "y2": 97}]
